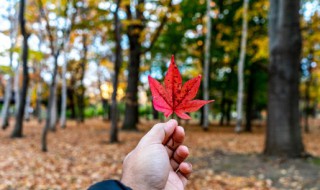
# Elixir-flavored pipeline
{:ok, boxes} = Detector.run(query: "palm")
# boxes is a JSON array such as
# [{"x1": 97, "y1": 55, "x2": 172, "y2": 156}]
[{"x1": 165, "y1": 170, "x2": 185, "y2": 190}]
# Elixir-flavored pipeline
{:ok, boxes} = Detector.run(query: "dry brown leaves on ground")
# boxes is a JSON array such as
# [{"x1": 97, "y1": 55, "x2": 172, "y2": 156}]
[{"x1": 0, "y1": 119, "x2": 319, "y2": 190}]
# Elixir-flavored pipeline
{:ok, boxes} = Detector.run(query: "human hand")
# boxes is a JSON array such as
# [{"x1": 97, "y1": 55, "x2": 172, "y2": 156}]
[{"x1": 121, "y1": 119, "x2": 192, "y2": 190}]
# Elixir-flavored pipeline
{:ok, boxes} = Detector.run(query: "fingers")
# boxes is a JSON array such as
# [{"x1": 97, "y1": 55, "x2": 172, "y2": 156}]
[
  {"x1": 138, "y1": 119, "x2": 178, "y2": 146},
  {"x1": 177, "y1": 162, "x2": 192, "y2": 187},
  {"x1": 165, "y1": 126, "x2": 185, "y2": 157},
  {"x1": 170, "y1": 145, "x2": 189, "y2": 171}
]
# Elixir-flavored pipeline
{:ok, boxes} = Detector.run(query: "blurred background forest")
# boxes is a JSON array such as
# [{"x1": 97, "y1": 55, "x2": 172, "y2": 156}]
[{"x1": 0, "y1": 0, "x2": 320, "y2": 189}]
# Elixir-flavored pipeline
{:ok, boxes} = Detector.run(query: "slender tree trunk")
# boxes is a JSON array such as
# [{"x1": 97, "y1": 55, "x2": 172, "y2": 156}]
[
  {"x1": 77, "y1": 34, "x2": 88, "y2": 123},
  {"x1": 304, "y1": 56, "x2": 312, "y2": 133},
  {"x1": 110, "y1": 0, "x2": 122, "y2": 143},
  {"x1": 59, "y1": 0, "x2": 76, "y2": 128},
  {"x1": 235, "y1": 0, "x2": 249, "y2": 133},
  {"x1": 42, "y1": 54, "x2": 59, "y2": 151},
  {"x1": 1, "y1": 1, "x2": 17, "y2": 130},
  {"x1": 102, "y1": 99, "x2": 109, "y2": 121},
  {"x1": 97, "y1": 62, "x2": 109, "y2": 122},
  {"x1": 14, "y1": 63, "x2": 20, "y2": 113},
  {"x1": 152, "y1": 104, "x2": 159, "y2": 120},
  {"x1": 245, "y1": 66, "x2": 255, "y2": 132},
  {"x1": 226, "y1": 99, "x2": 232, "y2": 125},
  {"x1": 11, "y1": 0, "x2": 29, "y2": 138},
  {"x1": 219, "y1": 93, "x2": 226, "y2": 126},
  {"x1": 36, "y1": 81, "x2": 42, "y2": 123},
  {"x1": 49, "y1": 79, "x2": 57, "y2": 131},
  {"x1": 1, "y1": 77, "x2": 13, "y2": 129},
  {"x1": 108, "y1": 104, "x2": 112, "y2": 120},
  {"x1": 24, "y1": 85, "x2": 31, "y2": 121},
  {"x1": 1, "y1": 45, "x2": 14, "y2": 129},
  {"x1": 202, "y1": 0, "x2": 212, "y2": 130},
  {"x1": 60, "y1": 50, "x2": 68, "y2": 128},
  {"x1": 264, "y1": 0, "x2": 304, "y2": 157},
  {"x1": 304, "y1": 82, "x2": 310, "y2": 133},
  {"x1": 68, "y1": 87, "x2": 76, "y2": 119},
  {"x1": 35, "y1": 33, "x2": 43, "y2": 124}
]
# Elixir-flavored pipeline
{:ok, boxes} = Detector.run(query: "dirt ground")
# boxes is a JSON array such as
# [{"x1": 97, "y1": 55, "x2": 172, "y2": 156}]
[{"x1": 0, "y1": 119, "x2": 319, "y2": 190}]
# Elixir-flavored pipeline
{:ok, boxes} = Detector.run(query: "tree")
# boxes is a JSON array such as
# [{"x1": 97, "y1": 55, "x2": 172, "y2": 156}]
[
  {"x1": 1, "y1": 0, "x2": 18, "y2": 130},
  {"x1": 264, "y1": 0, "x2": 305, "y2": 157},
  {"x1": 300, "y1": 10, "x2": 320, "y2": 133},
  {"x1": 110, "y1": 0, "x2": 122, "y2": 143},
  {"x1": 60, "y1": 0, "x2": 77, "y2": 128},
  {"x1": 235, "y1": 0, "x2": 249, "y2": 133},
  {"x1": 77, "y1": 34, "x2": 88, "y2": 123},
  {"x1": 38, "y1": 0, "x2": 70, "y2": 150},
  {"x1": 11, "y1": 0, "x2": 30, "y2": 138},
  {"x1": 38, "y1": 0, "x2": 62, "y2": 132},
  {"x1": 122, "y1": 0, "x2": 173, "y2": 130},
  {"x1": 202, "y1": 0, "x2": 212, "y2": 130}
]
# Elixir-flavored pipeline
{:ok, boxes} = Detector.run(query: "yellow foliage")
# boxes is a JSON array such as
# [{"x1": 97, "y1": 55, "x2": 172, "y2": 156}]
[{"x1": 100, "y1": 59, "x2": 114, "y2": 70}]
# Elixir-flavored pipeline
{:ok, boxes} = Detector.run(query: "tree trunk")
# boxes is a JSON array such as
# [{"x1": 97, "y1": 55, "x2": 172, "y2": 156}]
[
  {"x1": 24, "y1": 85, "x2": 31, "y2": 121},
  {"x1": 226, "y1": 99, "x2": 232, "y2": 125},
  {"x1": 49, "y1": 80, "x2": 57, "y2": 131},
  {"x1": 1, "y1": 1, "x2": 17, "y2": 130},
  {"x1": 1, "y1": 77, "x2": 13, "y2": 129},
  {"x1": 219, "y1": 91, "x2": 226, "y2": 126},
  {"x1": 122, "y1": 33, "x2": 140, "y2": 131},
  {"x1": 245, "y1": 66, "x2": 255, "y2": 132},
  {"x1": 97, "y1": 61, "x2": 109, "y2": 122},
  {"x1": 304, "y1": 83, "x2": 310, "y2": 133},
  {"x1": 77, "y1": 34, "x2": 88, "y2": 123},
  {"x1": 122, "y1": 0, "x2": 147, "y2": 131},
  {"x1": 14, "y1": 63, "x2": 20, "y2": 113},
  {"x1": 42, "y1": 54, "x2": 59, "y2": 151},
  {"x1": 235, "y1": 0, "x2": 249, "y2": 133},
  {"x1": 59, "y1": 1, "x2": 76, "y2": 128},
  {"x1": 35, "y1": 29, "x2": 44, "y2": 124},
  {"x1": 60, "y1": 51, "x2": 68, "y2": 128},
  {"x1": 110, "y1": 0, "x2": 122, "y2": 143},
  {"x1": 304, "y1": 56, "x2": 312, "y2": 133},
  {"x1": 108, "y1": 104, "x2": 112, "y2": 120},
  {"x1": 11, "y1": 0, "x2": 29, "y2": 138},
  {"x1": 152, "y1": 103, "x2": 159, "y2": 120},
  {"x1": 36, "y1": 81, "x2": 42, "y2": 123},
  {"x1": 102, "y1": 99, "x2": 109, "y2": 121},
  {"x1": 202, "y1": 0, "x2": 212, "y2": 131},
  {"x1": 264, "y1": 0, "x2": 304, "y2": 157},
  {"x1": 68, "y1": 87, "x2": 76, "y2": 119}
]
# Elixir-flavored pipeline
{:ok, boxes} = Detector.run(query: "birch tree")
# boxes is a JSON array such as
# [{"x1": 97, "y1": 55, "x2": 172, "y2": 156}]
[
  {"x1": 202, "y1": 0, "x2": 212, "y2": 130},
  {"x1": 60, "y1": 0, "x2": 77, "y2": 129},
  {"x1": 1, "y1": 0, "x2": 18, "y2": 130},
  {"x1": 39, "y1": 0, "x2": 74, "y2": 150},
  {"x1": 235, "y1": 0, "x2": 249, "y2": 133}
]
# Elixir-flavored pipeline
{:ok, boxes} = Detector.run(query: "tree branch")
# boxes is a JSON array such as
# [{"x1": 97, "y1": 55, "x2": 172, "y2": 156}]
[
  {"x1": 142, "y1": 0, "x2": 172, "y2": 54},
  {"x1": 37, "y1": 0, "x2": 56, "y2": 56}
]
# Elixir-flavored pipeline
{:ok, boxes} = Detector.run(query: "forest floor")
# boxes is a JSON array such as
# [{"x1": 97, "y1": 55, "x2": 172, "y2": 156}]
[{"x1": 0, "y1": 119, "x2": 320, "y2": 190}]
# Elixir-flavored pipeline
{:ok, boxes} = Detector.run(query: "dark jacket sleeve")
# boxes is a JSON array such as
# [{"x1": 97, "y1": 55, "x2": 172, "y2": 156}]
[{"x1": 88, "y1": 180, "x2": 132, "y2": 190}]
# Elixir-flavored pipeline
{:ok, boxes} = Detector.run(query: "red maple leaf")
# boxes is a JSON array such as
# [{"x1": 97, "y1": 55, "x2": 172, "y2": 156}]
[{"x1": 148, "y1": 55, "x2": 214, "y2": 119}]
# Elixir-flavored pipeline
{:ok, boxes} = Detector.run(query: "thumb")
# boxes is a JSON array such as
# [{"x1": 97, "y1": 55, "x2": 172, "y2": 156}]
[{"x1": 139, "y1": 119, "x2": 178, "y2": 146}]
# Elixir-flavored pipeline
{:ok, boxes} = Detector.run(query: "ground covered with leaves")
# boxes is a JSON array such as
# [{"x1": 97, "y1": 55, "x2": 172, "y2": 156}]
[{"x1": 0, "y1": 119, "x2": 320, "y2": 190}]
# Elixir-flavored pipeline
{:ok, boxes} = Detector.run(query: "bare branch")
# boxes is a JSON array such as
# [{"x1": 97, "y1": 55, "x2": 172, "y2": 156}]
[
  {"x1": 37, "y1": 0, "x2": 56, "y2": 56},
  {"x1": 142, "y1": 0, "x2": 172, "y2": 54}
]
